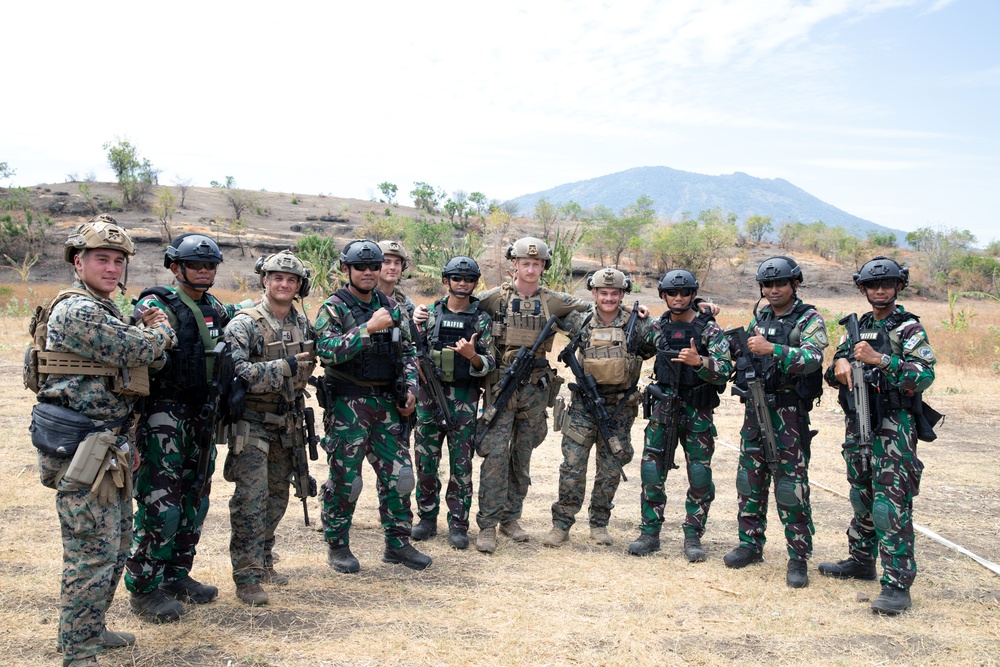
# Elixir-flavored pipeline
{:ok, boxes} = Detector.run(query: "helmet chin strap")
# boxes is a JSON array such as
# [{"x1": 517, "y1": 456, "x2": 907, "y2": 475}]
[
  {"x1": 349, "y1": 270, "x2": 373, "y2": 295},
  {"x1": 448, "y1": 285, "x2": 474, "y2": 299},
  {"x1": 865, "y1": 286, "x2": 898, "y2": 309},
  {"x1": 178, "y1": 262, "x2": 215, "y2": 291}
]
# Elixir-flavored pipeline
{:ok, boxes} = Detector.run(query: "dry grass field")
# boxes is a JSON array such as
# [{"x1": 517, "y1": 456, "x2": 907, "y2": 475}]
[{"x1": 0, "y1": 281, "x2": 998, "y2": 666}]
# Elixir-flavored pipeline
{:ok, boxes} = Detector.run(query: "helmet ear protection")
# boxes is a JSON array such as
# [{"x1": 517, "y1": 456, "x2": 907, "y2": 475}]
[
  {"x1": 586, "y1": 267, "x2": 632, "y2": 292},
  {"x1": 256, "y1": 251, "x2": 312, "y2": 298}
]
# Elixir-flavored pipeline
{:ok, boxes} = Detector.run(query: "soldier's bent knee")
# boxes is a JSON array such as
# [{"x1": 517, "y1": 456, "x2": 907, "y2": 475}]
[
  {"x1": 872, "y1": 497, "x2": 893, "y2": 533},
  {"x1": 397, "y1": 465, "x2": 415, "y2": 495},
  {"x1": 689, "y1": 462, "x2": 712, "y2": 490},
  {"x1": 849, "y1": 487, "x2": 868, "y2": 516},
  {"x1": 775, "y1": 477, "x2": 800, "y2": 508},
  {"x1": 641, "y1": 460, "x2": 661, "y2": 485},
  {"x1": 348, "y1": 476, "x2": 363, "y2": 503},
  {"x1": 736, "y1": 468, "x2": 752, "y2": 497}
]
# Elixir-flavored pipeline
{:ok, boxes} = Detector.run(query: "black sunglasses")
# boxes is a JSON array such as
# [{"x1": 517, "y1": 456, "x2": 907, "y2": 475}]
[
  {"x1": 863, "y1": 278, "x2": 899, "y2": 290},
  {"x1": 352, "y1": 263, "x2": 382, "y2": 272},
  {"x1": 450, "y1": 275, "x2": 477, "y2": 284},
  {"x1": 761, "y1": 279, "x2": 790, "y2": 289},
  {"x1": 183, "y1": 261, "x2": 218, "y2": 271},
  {"x1": 664, "y1": 288, "x2": 694, "y2": 297}
]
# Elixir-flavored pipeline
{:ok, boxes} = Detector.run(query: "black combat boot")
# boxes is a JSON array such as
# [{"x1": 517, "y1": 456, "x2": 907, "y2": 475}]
[
  {"x1": 786, "y1": 558, "x2": 809, "y2": 588},
  {"x1": 448, "y1": 527, "x2": 469, "y2": 550},
  {"x1": 327, "y1": 544, "x2": 361, "y2": 574},
  {"x1": 683, "y1": 534, "x2": 706, "y2": 562},
  {"x1": 383, "y1": 543, "x2": 433, "y2": 570},
  {"x1": 160, "y1": 576, "x2": 218, "y2": 604},
  {"x1": 871, "y1": 585, "x2": 911, "y2": 615},
  {"x1": 411, "y1": 518, "x2": 438, "y2": 541},
  {"x1": 129, "y1": 588, "x2": 184, "y2": 623},
  {"x1": 723, "y1": 544, "x2": 763, "y2": 569},
  {"x1": 817, "y1": 556, "x2": 877, "y2": 581},
  {"x1": 627, "y1": 533, "x2": 661, "y2": 556}
]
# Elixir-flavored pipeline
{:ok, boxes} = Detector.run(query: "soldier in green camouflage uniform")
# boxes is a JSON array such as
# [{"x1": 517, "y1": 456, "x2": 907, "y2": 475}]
[
  {"x1": 125, "y1": 234, "x2": 245, "y2": 622},
  {"x1": 724, "y1": 257, "x2": 827, "y2": 589},
  {"x1": 819, "y1": 256, "x2": 936, "y2": 615},
  {"x1": 224, "y1": 250, "x2": 317, "y2": 605},
  {"x1": 473, "y1": 237, "x2": 591, "y2": 553},
  {"x1": 315, "y1": 240, "x2": 431, "y2": 572},
  {"x1": 410, "y1": 257, "x2": 495, "y2": 550},
  {"x1": 627, "y1": 270, "x2": 732, "y2": 561},
  {"x1": 31, "y1": 217, "x2": 176, "y2": 667}
]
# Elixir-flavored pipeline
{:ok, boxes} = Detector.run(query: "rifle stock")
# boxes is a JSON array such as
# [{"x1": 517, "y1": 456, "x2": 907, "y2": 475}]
[
  {"x1": 839, "y1": 313, "x2": 873, "y2": 472},
  {"x1": 725, "y1": 327, "x2": 779, "y2": 473}
]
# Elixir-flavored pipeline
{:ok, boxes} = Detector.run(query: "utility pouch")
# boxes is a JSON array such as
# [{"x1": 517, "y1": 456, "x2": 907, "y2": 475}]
[
  {"x1": 431, "y1": 348, "x2": 457, "y2": 383},
  {"x1": 553, "y1": 396, "x2": 566, "y2": 432},
  {"x1": 582, "y1": 356, "x2": 629, "y2": 386},
  {"x1": 114, "y1": 366, "x2": 150, "y2": 397},
  {"x1": 64, "y1": 430, "x2": 115, "y2": 486},
  {"x1": 29, "y1": 403, "x2": 99, "y2": 458},
  {"x1": 547, "y1": 374, "x2": 564, "y2": 408},
  {"x1": 228, "y1": 420, "x2": 251, "y2": 456}
]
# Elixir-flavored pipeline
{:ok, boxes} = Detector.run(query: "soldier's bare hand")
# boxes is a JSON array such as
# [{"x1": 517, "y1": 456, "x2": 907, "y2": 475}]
[
  {"x1": 448, "y1": 333, "x2": 478, "y2": 360},
  {"x1": 699, "y1": 301, "x2": 721, "y2": 316},
  {"x1": 398, "y1": 391, "x2": 416, "y2": 417},
  {"x1": 747, "y1": 327, "x2": 775, "y2": 355},
  {"x1": 636, "y1": 305, "x2": 650, "y2": 319},
  {"x1": 413, "y1": 304, "x2": 429, "y2": 326},
  {"x1": 141, "y1": 306, "x2": 168, "y2": 327},
  {"x1": 853, "y1": 341, "x2": 881, "y2": 366},
  {"x1": 674, "y1": 338, "x2": 703, "y2": 366},
  {"x1": 366, "y1": 307, "x2": 394, "y2": 334},
  {"x1": 834, "y1": 357, "x2": 853, "y2": 389}
]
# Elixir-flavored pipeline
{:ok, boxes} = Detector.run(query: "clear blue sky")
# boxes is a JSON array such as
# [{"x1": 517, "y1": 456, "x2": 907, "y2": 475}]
[{"x1": 4, "y1": 0, "x2": 997, "y2": 244}]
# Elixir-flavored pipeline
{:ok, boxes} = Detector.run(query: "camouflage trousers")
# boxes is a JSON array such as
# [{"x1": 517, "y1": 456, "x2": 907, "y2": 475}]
[
  {"x1": 55, "y1": 466, "x2": 132, "y2": 662},
  {"x1": 126, "y1": 400, "x2": 214, "y2": 594},
  {"x1": 224, "y1": 417, "x2": 292, "y2": 587},
  {"x1": 476, "y1": 377, "x2": 549, "y2": 529},
  {"x1": 320, "y1": 393, "x2": 414, "y2": 550},
  {"x1": 840, "y1": 408, "x2": 923, "y2": 590},
  {"x1": 550, "y1": 398, "x2": 636, "y2": 529},
  {"x1": 639, "y1": 404, "x2": 717, "y2": 538},
  {"x1": 414, "y1": 384, "x2": 478, "y2": 531},
  {"x1": 736, "y1": 402, "x2": 815, "y2": 559}
]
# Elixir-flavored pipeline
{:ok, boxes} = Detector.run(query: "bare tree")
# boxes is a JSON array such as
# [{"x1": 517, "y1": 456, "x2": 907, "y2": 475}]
[{"x1": 173, "y1": 176, "x2": 193, "y2": 208}]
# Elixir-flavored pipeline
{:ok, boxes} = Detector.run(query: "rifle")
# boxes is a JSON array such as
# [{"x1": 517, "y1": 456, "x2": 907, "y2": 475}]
[
  {"x1": 725, "y1": 327, "x2": 779, "y2": 473},
  {"x1": 558, "y1": 314, "x2": 628, "y2": 482},
  {"x1": 608, "y1": 300, "x2": 641, "y2": 421},
  {"x1": 642, "y1": 351, "x2": 682, "y2": 475},
  {"x1": 290, "y1": 398, "x2": 320, "y2": 525},
  {"x1": 476, "y1": 315, "x2": 558, "y2": 448},
  {"x1": 408, "y1": 318, "x2": 457, "y2": 433},
  {"x1": 391, "y1": 326, "x2": 414, "y2": 442},
  {"x1": 839, "y1": 313, "x2": 873, "y2": 472},
  {"x1": 194, "y1": 340, "x2": 235, "y2": 495}
]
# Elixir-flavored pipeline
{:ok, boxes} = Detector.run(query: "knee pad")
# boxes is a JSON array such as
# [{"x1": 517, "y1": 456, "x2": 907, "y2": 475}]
[
  {"x1": 641, "y1": 460, "x2": 661, "y2": 485},
  {"x1": 348, "y1": 476, "x2": 363, "y2": 503},
  {"x1": 872, "y1": 497, "x2": 893, "y2": 533},
  {"x1": 689, "y1": 462, "x2": 712, "y2": 490},
  {"x1": 849, "y1": 487, "x2": 868, "y2": 516},
  {"x1": 160, "y1": 506, "x2": 181, "y2": 541},
  {"x1": 775, "y1": 477, "x2": 800, "y2": 508},
  {"x1": 736, "y1": 468, "x2": 752, "y2": 497},
  {"x1": 397, "y1": 464, "x2": 415, "y2": 495}
]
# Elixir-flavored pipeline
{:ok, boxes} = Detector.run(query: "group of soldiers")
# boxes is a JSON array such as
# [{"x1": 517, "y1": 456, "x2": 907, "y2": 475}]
[{"x1": 28, "y1": 216, "x2": 936, "y2": 667}]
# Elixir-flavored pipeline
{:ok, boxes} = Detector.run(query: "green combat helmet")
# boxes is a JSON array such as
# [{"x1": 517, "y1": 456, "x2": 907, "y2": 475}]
[
  {"x1": 588, "y1": 267, "x2": 632, "y2": 292},
  {"x1": 255, "y1": 250, "x2": 311, "y2": 298},
  {"x1": 506, "y1": 236, "x2": 551, "y2": 269}
]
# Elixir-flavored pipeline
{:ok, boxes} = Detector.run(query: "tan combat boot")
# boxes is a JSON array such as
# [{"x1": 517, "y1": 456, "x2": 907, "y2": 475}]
[
  {"x1": 476, "y1": 526, "x2": 497, "y2": 553},
  {"x1": 236, "y1": 583, "x2": 269, "y2": 606},
  {"x1": 499, "y1": 520, "x2": 530, "y2": 542},
  {"x1": 542, "y1": 526, "x2": 569, "y2": 547},
  {"x1": 590, "y1": 526, "x2": 613, "y2": 545}
]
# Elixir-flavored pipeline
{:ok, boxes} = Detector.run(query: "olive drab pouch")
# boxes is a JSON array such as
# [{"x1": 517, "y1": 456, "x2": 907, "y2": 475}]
[
  {"x1": 64, "y1": 430, "x2": 116, "y2": 486},
  {"x1": 431, "y1": 348, "x2": 458, "y2": 383},
  {"x1": 29, "y1": 402, "x2": 99, "y2": 458},
  {"x1": 583, "y1": 327, "x2": 629, "y2": 386}
]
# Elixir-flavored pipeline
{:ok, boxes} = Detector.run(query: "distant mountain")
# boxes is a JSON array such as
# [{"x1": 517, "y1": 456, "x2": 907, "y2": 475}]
[{"x1": 510, "y1": 166, "x2": 906, "y2": 243}]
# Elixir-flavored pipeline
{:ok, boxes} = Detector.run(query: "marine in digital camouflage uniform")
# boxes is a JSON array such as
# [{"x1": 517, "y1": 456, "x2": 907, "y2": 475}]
[
  {"x1": 540, "y1": 267, "x2": 652, "y2": 548},
  {"x1": 818, "y1": 256, "x2": 936, "y2": 615},
  {"x1": 32, "y1": 217, "x2": 175, "y2": 667},
  {"x1": 410, "y1": 256, "x2": 495, "y2": 550},
  {"x1": 473, "y1": 237, "x2": 590, "y2": 553},
  {"x1": 315, "y1": 239, "x2": 431, "y2": 572},
  {"x1": 125, "y1": 234, "x2": 244, "y2": 622},
  {"x1": 724, "y1": 256, "x2": 827, "y2": 590},
  {"x1": 224, "y1": 250, "x2": 316, "y2": 605},
  {"x1": 378, "y1": 240, "x2": 417, "y2": 321},
  {"x1": 627, "y1": 270, "x2": 732, "y2": 562}
]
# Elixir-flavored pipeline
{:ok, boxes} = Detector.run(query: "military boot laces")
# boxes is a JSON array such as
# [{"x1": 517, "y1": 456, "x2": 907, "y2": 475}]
[
  {"x1": 542, "y1": 526, "x2": 570, "y2": 547},
  {"x1": 723, "y1": 544, "x2": 763, "y2": 569},
  {"x1": 327, "y1": 544, "x2": 361, "y2": 574},
  {"x1": 160, "y1": 576, "x2": 218, "y2": 604},
  {"x1": 499, "y1": 520, "x2": 530, "y2": 542},
  {"x1": 590, "y1": 526, "x2": 613, "y2": 545},
  {"x1": 383, "y1": 543, "x2": 433, "y2": 570},
  {"x1": 786, "y1": 558, "x2": 809, "y2": 588},
  {"x1": 683, "y1": 534, "x2": 706, "y2": 562},
  {"x1": 236, "y1": 583, "x2": 269, "y2": 606},
  {"x1": 871, "y1": 585, "x2": 911, "y2": 615},
  {"x1": 817, "y1": 557, "x2": 877, "y2": 581},
  {"x1": 411, "y1": 518, "x2": 438, "y2": 542},
  {"x1": 627, "y1": 534, "x2": 661, "y2": 557},
  {"x1": 448, "y1": 527, "x2": 469, "y2": 550},
  {"x1": 129, "y1": 588, "x2": 184, "y2": 623},
  {"x1": 476, "y1": 526, "x2": 497, "y2": 553}
]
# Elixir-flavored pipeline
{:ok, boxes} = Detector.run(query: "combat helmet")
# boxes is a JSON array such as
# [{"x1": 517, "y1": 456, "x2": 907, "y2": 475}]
[
  {"x1": 255, "y1": 249, "x2": 311, "y2": 297},
  {"x1": 756, "y1": 256, "x2": 803, "y2": 284},
  {"x1": 587, "y1": 267, "x2": 632, "y2": 292},
  {"x1": 442, "y1": 256, "x2": 481, "y2": 279},
  {"x1": 64, "y1": 214, "x2": 135, "y2": 262},
  {"x1": 378, "y1": 240, "x2": 409, "y2": 270},
  {"x1": 339, "y1": 239, "x2": 384, "y2": 267},
  {"x1": 854, "y1": 256, "x2": 909, "y2": 290},
  {"x1": 658, "y1": 269, "x2": 699, "y2": 296},
  {"x1": 505, "y1": 236, "x2": 551, "y2": 269},
  {"x1": 164, "y1": 233, "x2": 223, "y2": 269}
]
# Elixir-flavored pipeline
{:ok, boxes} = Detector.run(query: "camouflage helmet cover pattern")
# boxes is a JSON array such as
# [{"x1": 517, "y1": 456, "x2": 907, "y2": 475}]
[
  {"x1": 64, "y1": 214, "x2": 136, "y2": 263},
  {"x1": 255, "y1": 249, "x2": 311, "y2": 297},
  {"x1": 587, "y1": 266, "x2": 632, "y2": 292}
]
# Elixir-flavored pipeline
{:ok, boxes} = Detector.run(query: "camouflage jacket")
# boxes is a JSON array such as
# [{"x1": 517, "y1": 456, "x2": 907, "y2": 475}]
[
  {"x1": 226, "y1": 298, "x2": 315, "y2": 396},
  {"x1": 561, "y1": 305, "x2": 656, "y2": 393},
  {"x1": 390, "y1": 285, "x2": 417, "y2": 323},
  {"x1": 638, "y1": 311, "x2": 733, "y2": 389},
  {"x1": 747, "y1": 298, "x2": 828, "y2": 379}
]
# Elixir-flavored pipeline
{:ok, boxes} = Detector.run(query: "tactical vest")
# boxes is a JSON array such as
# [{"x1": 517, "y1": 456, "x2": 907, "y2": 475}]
[
  {"x1": 429, "y1": 299, "x2": 479, "y2": 384},
  {"x1": 325, "y1": 288, "x2": 396, "y2": 385},
  {"x1": 139, "y1": 286, "x2": 223, "y2": 403},
  {"x1": 751, "y1": 301, "x2": 823, "y2": 405},
  {"x1": 491, "y1": 285, "x2": 554, "y2": 358},
  {"x1": 653, "y1": 311, "x2": 721, "y2": 409},
  {"x1": 242, "y1": 304, "x2": 313, "y2": 411},
  {"x1": 858, "y1": 309, "x2": 918, "y2": 412},
  {"x1": 25, "y1": 289, "x2": 149, "y2": 397},
  {"x1": 581, "y1": 323, "x2": 631, "y2": 390}
]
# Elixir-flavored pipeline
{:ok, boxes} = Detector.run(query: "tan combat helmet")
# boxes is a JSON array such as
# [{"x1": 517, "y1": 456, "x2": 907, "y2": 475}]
[
  {"x1": 377, "y1": 240, "x2": 409, "y2": 270},
  {"x1": 255, "y1": 249, "x2": 311, "y2": 298},
  {"x1": 505, "y1": 236, "x2": 551, "y2": 269},
  {"x1": 63, "y1": 214, "x2": 136, "y2": 263},
  {"x1": 587, "y1": 267, "x2": 632, "y2": 292}
]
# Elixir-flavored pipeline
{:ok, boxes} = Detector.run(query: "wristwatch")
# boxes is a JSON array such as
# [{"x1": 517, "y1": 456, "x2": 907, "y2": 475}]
[{"x1": 878, "y1": 354, "x2": 892, "y2": 370}]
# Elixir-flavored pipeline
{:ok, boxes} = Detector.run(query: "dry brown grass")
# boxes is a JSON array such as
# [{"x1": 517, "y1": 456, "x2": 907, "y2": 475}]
[{"x1": 1, "y1": 292, "x2": 999, "y2": 667}]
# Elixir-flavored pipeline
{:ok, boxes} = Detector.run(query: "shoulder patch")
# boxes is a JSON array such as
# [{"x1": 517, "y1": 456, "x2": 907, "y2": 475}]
[
  {"x1": 314, "y1": 314, "x2": 330, "y2": 332},
  {"x1": 916, "y1": 345, "x2": 935, "y2": 361},
  {"x1": 802, "y1": 317, "x2": 828, "y2": 346},
  {"x1": 903, "y1": 333, "x2": 926, "y2": 353}
]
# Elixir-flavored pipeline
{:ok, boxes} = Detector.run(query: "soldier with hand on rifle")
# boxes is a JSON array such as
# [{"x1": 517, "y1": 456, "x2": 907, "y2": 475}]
[
  {"x1": 723, "y1": 256, "x2": 827, "y2": 589},
  {"x1": 408, "y1": 257, "x2": 496, "y2": 550},
  {"x1": 818, "y1": 256, "x2": 937, "y2": 616},
  {"x1": 314, "y1": 240, "x2": 430, "y2": 573},
  {"x1": 541, "y1": 267, "x2": 655, "y2": 548},
  {"x1": 626, "y1": 270, "x2": 731, "y2": 562},
  {"x1": 223, "y1": 250, "x2": 317, "y2": 606},
  {"x1": 126, "y1": 234, "x2": 249, "y2": 622}
]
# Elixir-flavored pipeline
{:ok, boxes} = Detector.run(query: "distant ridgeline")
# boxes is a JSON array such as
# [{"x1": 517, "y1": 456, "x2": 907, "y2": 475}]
[{"x1": 510, "y1": 166, "x2": 906, "y2": 246}]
